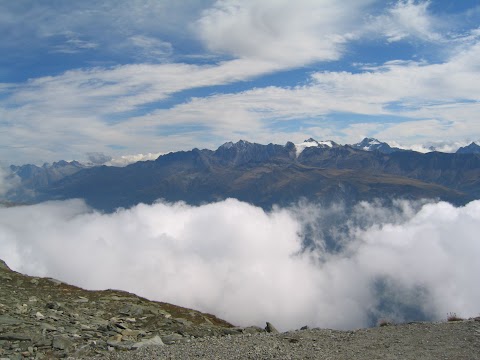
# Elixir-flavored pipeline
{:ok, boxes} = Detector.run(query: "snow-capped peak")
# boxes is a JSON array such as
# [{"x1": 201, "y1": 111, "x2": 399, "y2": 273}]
[
  {"x1": 220, "y1": 141, "x2": 234, "y2": 149},
  {"x1": 294, "y1": 138, "x2": 337, "y2": 156},
  {"x1": 218, "y1": 140, "x2": 253, "y2": 151},
  {"x1": 359, "y1": 138, "x2": 381, "y2": 150},
  {"x1": 351, "y1": 138, "x2": 400, "y2": 154},
  {"x1": 318, "y1": 140, "x2": 335, "y2": 148}
]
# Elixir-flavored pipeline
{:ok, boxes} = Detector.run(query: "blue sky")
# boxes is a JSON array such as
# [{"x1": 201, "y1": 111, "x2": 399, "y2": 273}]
[{"x1": 1, "y1": 0, "x2": 480, "y2": 165}]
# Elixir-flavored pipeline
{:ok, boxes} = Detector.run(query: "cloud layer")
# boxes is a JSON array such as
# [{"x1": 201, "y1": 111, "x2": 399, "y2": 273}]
[
  {"x1": 197, "y1": 0, "x2": 374, "y2": 66},
  {"x1": 1, "y1": 198, "x2": 479, "y2": 330}
]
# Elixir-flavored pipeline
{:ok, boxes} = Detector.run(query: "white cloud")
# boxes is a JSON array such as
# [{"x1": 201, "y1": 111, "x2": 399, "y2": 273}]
[
  {"x1": 1, "y1": 198, "x2": 479, "y2": 330},
  {"x1": 1, "y1": 1, "x2": 479, "y2": 164},
  {"x1": 0, "y1": 1, "x2": 209, "y2": 58},
  {"x1": 388, "y1": 139, "x2": 479, "y2": 154},
  {"x1": 50, "y1": 32, "x2": 99, "y2": 54},
  {"x1": 196, "y1": 0, "x2": 374, "y2": 66},
  {"x1": 0, "y1": 59, "x2": 284, "y2": 164},
  {"x1": 105, "y1": 152, "x2": 164, "y2": 167},
  {"x1": 127, "y1": 35, "x2": 173, "y2": 62},
  {"x1": 371, "y1": 0, "x2": 442, "y2": 43},
  {"x1": 3, "y1": 37, "x2": 480, "y2": 163},
  {"x1": 151, "y1": 38, "x2": 480, "y2": 146},
  {"x1": 311, "y1": 40, "x2": 480, "y2": 103},
  {"x1": 86, "y1": 151, "x2": 164, "y2": 167}
]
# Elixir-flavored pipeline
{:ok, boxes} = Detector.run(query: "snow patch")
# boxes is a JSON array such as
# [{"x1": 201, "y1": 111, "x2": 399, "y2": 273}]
[
  {"x1": 106, "y1": 153, "x2": 164, "y2": 167},
  {"x1": 294, "y1": 139, "x2": 335, "y2": 156}
]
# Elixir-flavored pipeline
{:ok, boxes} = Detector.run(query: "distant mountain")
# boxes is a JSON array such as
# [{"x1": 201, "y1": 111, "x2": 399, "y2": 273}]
[
  {"x1": 351, "y1": 138, "x2": 403, "y2": 154},
  {"x1": 294, "y1": 138, "x2": 340, "y2": 156},
  {"x1": 10, "y1": 160, "x2": 86, "y2": 186},
  {"x1": 456, "y1": 142, "x2": 480, "y2": 154},
  {"x1": 9, "y1": 139, "x2": 471, "y2": 212},
  {"x1": 7, "y1": 160, "x2": 86, "y2": 202}
]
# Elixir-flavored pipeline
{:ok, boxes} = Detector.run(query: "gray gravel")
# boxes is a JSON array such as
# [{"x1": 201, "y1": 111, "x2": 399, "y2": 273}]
[{"x1": 103, "y1": 320, "x2": 480, "y2": 360}]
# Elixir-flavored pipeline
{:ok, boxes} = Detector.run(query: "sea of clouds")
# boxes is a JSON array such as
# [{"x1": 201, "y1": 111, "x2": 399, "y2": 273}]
[{"x1": 0, "y1": 198, "x2": 479, "y2": 331}]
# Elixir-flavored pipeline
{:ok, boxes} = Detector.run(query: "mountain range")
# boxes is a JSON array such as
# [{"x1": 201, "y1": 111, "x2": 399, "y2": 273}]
[
  {"x1": 3, "y1": 138, "x2": 479, "y2": 212},
  {"x1": 456, "y1": 142, "x2": 480, "y2": 154}
]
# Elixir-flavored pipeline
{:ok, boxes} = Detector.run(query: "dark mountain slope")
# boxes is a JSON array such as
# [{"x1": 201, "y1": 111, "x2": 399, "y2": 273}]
[
  {"x1": 38, "y1": 141, "x2": 474, "y2": 211},
  {"x1": 382, "y1": 151, "x2": 480, "y2": 197},
  {"x1": 7, "y1": 161, "x2": 87, "y2": 203},
  {"x1": 298, "y1": 146, "x2": 480, "y2": 198},
  {"x1": 456, "y1": 142, "x2": 480, "y2": 154},
  {"x1": 10, "y1": 161, "x2": 86, "y2": 189}
]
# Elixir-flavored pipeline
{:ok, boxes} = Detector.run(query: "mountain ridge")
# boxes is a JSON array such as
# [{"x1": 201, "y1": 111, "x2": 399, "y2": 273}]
[
  {"x1": 2, "y1": 139, "x2": 474, "y2": 212},
  {"x1": 456, "y1": 142, "x2": 480, "y2": 154},
  {"x1": 350, "y1": 137, "x2": 404, "y2": 154},
  {"x1": 3, "y1": 138, "x2": 480, "y2": 211}
]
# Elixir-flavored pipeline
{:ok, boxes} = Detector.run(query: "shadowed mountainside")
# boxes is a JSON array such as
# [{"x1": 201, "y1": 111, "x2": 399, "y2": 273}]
[{"x1": 6, "y1": 140, "x2": 480, "y2": 211}]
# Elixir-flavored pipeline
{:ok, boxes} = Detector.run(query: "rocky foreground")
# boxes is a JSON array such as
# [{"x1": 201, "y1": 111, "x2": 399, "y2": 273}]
[
  {"x1": 106, "y1": 321, "x2": 480, "y2": 360},
  {"x1": 0, "y1": 259, "x2": 249, "y2": 359},
  {"x1": 1, "y1": 259, "x2": 479, "y2": 359}
]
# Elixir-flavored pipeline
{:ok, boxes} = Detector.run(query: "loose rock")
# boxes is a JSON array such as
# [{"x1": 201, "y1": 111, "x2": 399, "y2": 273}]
[{"x1": 265, "y1": 322, "x2": 279, "y2": 334}]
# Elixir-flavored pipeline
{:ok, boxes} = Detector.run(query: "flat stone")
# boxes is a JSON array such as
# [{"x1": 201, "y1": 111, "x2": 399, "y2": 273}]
[
  {"x1": 40, "y1": 323, "x2": 57, "y2": 331},
  {"x1": 109, "y1": 334, "x2": 123, "y2": 343},
  {"x1": 114, "y1": 322, "x2": 128, "y2": 330},
  {"x1": 0, "y1": 333, "x2": 31, "y2": 341},
  {"x1": 119, "y1": 304, "x2": 144, "y2": 316},
  {"x1": 221, "y1": 327, "x2": 244, "y2": 335},
  {"x1": 46, "y1": 278, "x2": 63, "y2": 286},
  {"x1": 73, "y1": 344, "x2": 91, "y2": 358},
  {"x1": 174, "y1": 318, "x2": 192, "y2": 326},
  {"x1": 105, "y1": 296, "x2": 130, "y2": 301},
  {"x1": 34, "y1": 338, "x2": 53, "y2": 347},
  {"x1": 121, "y1": 329, "x2": 141, "y2": 337},
  {"x1": 162, "y1": 333, "x2": 183, "y2": 345},
  {"x1": 15, "y1": 304, "x2": 28, "y2": 314},
  {"x1": 0, "y1": 315, "x2": 23, "y2": 325},
  {"x1": 106, "y1": 340, "x2": 133, "y2": 350},
  {"x1": 243, "y1": 326, "x2": 265, "y2": 334},
  {"x1": 47, "y1": 314, "x2": 61, "y2": 321},
  {"x1": 52, "y1": 335, "x2": 74, "y2": 351},
  {"x1": 74, "y1": 298, "x2": 89, "y2": 303},
  {"x1": 153, "y1": 309, "x2": 171, "y2": 318},
  {"x1": 132, "y1": 335, "x2": 164, "y2": 349},
  {"x1": 90, "y1": 318, "x2": 109, "y2": 327},
  {"x1": 35, "y1": 312, "x2": 45, "y2": 320}
]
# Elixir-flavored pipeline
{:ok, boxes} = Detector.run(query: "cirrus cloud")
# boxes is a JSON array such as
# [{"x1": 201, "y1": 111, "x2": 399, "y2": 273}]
[{"x1": 1, "y1": 1, "x2": 479, "y2": 164}]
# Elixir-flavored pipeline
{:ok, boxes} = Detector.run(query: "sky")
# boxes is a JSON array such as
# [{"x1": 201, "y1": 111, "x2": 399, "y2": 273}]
[
  {"x1": 1, "y1": 0, "x2": 480, "y2": 165},
  {"x1": 1, "y1": 198, "x2": 479, "y2": 330}
]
